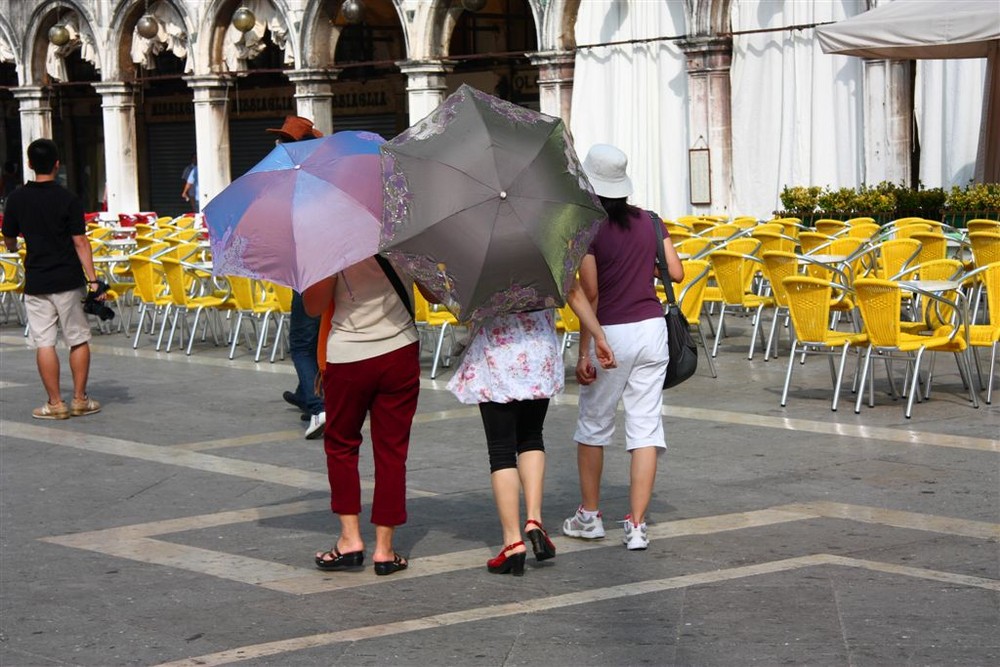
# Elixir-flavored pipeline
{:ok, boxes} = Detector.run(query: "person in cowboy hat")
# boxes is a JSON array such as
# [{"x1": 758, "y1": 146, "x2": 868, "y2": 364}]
[
  {"x1": 266, "y1": 116, "x2": 327, "y2": 440},
  {"x1": 266, "y1": 115, "x2": 323, "y2": 143}
]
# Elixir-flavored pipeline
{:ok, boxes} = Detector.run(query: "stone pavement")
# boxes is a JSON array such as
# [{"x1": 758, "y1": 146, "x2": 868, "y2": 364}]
[{"x1": 0, "y1": 315, "x2": 997, "y2": 667}]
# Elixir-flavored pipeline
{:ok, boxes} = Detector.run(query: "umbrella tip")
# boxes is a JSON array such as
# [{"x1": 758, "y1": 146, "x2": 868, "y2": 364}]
[{"x1": 500, "y1": 190, "x2": 507, "y2": 200}]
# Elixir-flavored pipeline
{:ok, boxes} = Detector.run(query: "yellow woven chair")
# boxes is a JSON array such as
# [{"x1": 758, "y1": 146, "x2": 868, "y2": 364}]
[
  {"x1": 701, "y1": 236, "x2": 760, "y2": 317},
  {"x1": 0, "y1": 254, "x2": 25, "y2": 325},
  {"x1": 798, "y1": 231, "x2": 835, "y2": 254},
  {"x1": 555, "y1": 302, "x2": 580, "y2": 359},
  {"x1": 691, "y1": 218, "x2": 719, "y2": 235},
  {"x1": 701, "y1": 223, "x2": 740, "y2": 241},
  {"x1": 751, "y1": 229, "x2": 797, "y2": 257},
  {"x1": 814, "y1": 219, "x2": 849, "y2": 237},
  {"x1": 968, "y1": 231, "x2": 1000, "y2": 268},
  {"x1": 708, "y1": 249, "x2": 775, "y2": 359},
  {"x1": 909, "y1": 230, "x2": 949, "y2": 267},
  {"x1": 129, "y1": 253, "x2": 173, "y2": 349},
  {"x1": 675, "y1": 259, "x2": 716, "y2": 377},
  {"x1": 760, "y1": 251, "x2": 800, "y2": 359},
  {"x1": 413, "y1": 288, "x2": 460, "y2": 378},
  {"x1": 266, "y1": 282, "x2": 293, "y2": 363},
  {"x1": 846, "y1": 222, "x2": 881, "y2": 241},
  {"x1": 674, "y1": 237, "x2": 713, "y2": 260},
  {"x1": 892, "y1": 222, "x2": 934, "y2": 239},
  {"x1": 960, "y1": 261, "x2": 1000, "y2": 403},
  {"x1": 965, "y1": 219, "x2": 1000, "y2": 234},
  {"x1": 159, "y1": 256, "x2": 231, "y2": 355},
  {"x1": 780, "y1": 275, "x2": 868, "y2": 411},
  {"x1": 858, "y1": 238, "x2": 921, "y2": 280},
  {"x1": 853, "y1": 277, "x2": 978, "y2": 418},
  {"x1": 226, "y1": 275, "x2": 282, "y2": 361},
  {"x1": 846, "y1": 217, "x2": 877, "y2": 226},
  {"x1": 772, "y1": 218, "x2": 805, "y2": 240}
]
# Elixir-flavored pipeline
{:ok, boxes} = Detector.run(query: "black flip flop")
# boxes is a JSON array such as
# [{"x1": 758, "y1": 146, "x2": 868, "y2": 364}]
[
  {"x1": 373, "y1": 553, "x2": 408, "y2": 576},
  {"x1": 315, "y1": 548, "x2": 364, "y2": 571}
]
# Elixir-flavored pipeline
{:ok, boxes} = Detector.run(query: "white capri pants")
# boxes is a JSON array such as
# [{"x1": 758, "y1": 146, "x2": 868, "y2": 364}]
[{"x1": 574, "y1": 316, "x2": 668, "y2": 451}]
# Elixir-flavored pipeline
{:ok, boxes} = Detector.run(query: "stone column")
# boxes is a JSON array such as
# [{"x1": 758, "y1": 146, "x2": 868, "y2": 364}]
[
  {"x1": 184, "y1": 75, "x2": 232, "y2": 210},
  {"x1": 397, "y1": 60, "x2": 454, "y2": 126},
  {"x1": 287, "y1": 68, "x2": 338, "y2": 137},
  {"x1": 92, "y1": 81, "x2": 140, "y2": 214},
  {"x1": 528, "y1": 50, "x2": 575, "y2": 125},
  {"x1": 862, "y1": 59, "x2": 912, "y2": 186},
  {"x1": 11, "y1": 87, "x2": 52, "y2": 179},
  {"x1": 679, "y1": 37, "x2": 733, "y2": 214}
]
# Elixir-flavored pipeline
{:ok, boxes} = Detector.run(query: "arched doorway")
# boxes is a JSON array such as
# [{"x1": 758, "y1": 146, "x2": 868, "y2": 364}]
[{"x1": 447, "y1": 0, "x2": 539, "y2": 108}]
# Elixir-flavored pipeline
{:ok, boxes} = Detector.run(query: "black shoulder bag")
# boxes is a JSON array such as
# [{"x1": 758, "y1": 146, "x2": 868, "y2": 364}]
[{"x1": 650, "y1": 211, "x2": 698, "y2": 389}]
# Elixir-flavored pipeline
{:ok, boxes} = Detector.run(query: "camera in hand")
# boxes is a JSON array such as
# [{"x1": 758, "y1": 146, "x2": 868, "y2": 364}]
[{"x1": 82, "y1": 280, "x2": 116, "y2": 321}]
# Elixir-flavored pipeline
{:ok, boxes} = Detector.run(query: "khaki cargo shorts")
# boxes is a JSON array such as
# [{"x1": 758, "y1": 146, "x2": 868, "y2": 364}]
[{"x1": 24, "y1": 288, "x2": 92, "y2": 348}]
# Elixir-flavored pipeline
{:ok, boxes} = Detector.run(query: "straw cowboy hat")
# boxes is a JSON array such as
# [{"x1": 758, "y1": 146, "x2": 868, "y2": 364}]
[{"x1": 265, "y1": 115, "x2": 323, "y2": 141}]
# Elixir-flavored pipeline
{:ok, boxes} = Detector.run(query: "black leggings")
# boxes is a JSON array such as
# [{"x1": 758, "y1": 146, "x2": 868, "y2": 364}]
[{"x1": 479, "y1": 399, "x2": 550, "y2": 473}]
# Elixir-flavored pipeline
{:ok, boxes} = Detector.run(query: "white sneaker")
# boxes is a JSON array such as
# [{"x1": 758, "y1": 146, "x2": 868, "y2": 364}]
[
  {"x1": 622, "y1": 515, "x2": 649, "y2": 551},
  {"x1": 305, "y1": 412, "x2": 326, "y2": 440},
  {"x1": 562, "y1": 506, "x2": 605, "y2": 539}
]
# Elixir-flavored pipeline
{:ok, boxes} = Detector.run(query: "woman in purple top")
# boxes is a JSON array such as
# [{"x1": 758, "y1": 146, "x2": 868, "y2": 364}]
[{"x1": 562, "y1": 144, "x2": 684, "y2": 552}]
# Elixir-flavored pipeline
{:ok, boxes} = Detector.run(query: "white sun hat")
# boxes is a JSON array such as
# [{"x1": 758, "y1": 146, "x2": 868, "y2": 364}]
[{"x1": 582, "y1": 144, "x2": 634, "y2": 199}]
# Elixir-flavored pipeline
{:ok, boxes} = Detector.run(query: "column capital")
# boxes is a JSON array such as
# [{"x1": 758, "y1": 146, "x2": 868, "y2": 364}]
[
  {"x1": 91, "y1": 81, "x2": 136, "y2": 97},
  {"x1": 286, "y1": 68, "x2": 340, "y2": 85},
  {"x1": 395, "y1": 59, "x2": 456, "y2": 76},
  {"x1": 10, "y1": 86, "x2": 49, "y2": 104},
  {"x1": 678, "y1": 37, "x2": 732, "y2": 75},
  {"x1": 183, "y1": 74, "x2": 233, "y2": 92},
  {"x1": 526, "y1": 50, "x2": 575, "y2": 68},
  {"x1": 677, "y1": 35, "x2": 732, "y2": 54}
]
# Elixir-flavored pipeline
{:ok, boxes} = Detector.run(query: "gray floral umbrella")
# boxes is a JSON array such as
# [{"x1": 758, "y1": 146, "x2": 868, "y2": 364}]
[{"x1": 379, "y1": 84, "x2": 605, "y2": 322}]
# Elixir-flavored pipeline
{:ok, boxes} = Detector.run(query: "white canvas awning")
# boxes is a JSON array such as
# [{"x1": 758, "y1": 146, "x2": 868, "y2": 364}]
[{"x1": 816, "y1": 0, "x2": 1000, "y2": 182}]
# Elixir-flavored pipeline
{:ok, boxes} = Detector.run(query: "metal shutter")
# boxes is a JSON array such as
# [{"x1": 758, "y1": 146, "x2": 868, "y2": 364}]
[
  {"x1": 229, "y1": 117, "x2": 284, "y2": 179},
  {"x1": 147, "y1": 122, "x2": 196, "y2": 219}
]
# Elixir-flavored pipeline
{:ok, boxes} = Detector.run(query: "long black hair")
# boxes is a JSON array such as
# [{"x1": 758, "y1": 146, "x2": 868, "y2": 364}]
[{"x1": 599, "y1": 196, "x2": 639, "y2": 230}]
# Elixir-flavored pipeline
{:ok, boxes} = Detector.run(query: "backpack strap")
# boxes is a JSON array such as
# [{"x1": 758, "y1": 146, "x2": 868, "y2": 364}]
[{"x1": 374, "y1": 254, "x2": 414, "y2": 319}]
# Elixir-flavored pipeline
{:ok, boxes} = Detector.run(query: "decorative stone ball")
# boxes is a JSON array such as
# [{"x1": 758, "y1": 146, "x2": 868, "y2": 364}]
[
  {"x1": 136, "y1": 15, "x2": 160, "y2": 40},
  {"x1": 232, "y1": 7, "x2": 256, "y2": 33},
  {"x1": 342, "y1": 0, "x2": 365, "y2": 24},
  {"x1": 48, "y1": 24, "x2": 71, "y2": 47}
]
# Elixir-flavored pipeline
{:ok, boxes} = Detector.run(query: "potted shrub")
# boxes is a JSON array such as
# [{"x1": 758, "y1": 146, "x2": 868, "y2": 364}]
[
  {"x1": 778, "y1": 185, "x2": 821, "y2": 224},
  {"x1": 894, "y1": 184, "x2": 947, "y2": 221},
  {"x1": 854, "y1": 182, "x2": 896, "y2": 224},
  {"x1": 944, "y1": 183, "x2": 1000, "y2": 227},
  {"x1": 817, "y1": 186, "x2": 859, "y2": 219}
]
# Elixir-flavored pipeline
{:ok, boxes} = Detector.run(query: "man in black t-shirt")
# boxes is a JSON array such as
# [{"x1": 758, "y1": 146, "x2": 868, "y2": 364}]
[{"x1": 2, "y1": 139, "x2": 105, "y2": 419}]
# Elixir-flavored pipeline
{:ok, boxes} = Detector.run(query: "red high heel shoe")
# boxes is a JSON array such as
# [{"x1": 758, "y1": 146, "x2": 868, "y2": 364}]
[
  {"x1": 525, "y1": 519, "x2": 556, "y2": 562},
  {"x1": 487, "y1": 541, "x2": 526, "y2": 576}
]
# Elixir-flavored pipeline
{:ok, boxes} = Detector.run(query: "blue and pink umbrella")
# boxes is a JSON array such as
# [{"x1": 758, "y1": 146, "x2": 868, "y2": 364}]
[{"x1": 204, "y1": 130, "x2": 385, "y2": 292}]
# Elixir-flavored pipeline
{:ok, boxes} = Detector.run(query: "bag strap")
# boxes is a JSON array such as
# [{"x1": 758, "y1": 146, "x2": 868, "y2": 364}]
[
  {"x1": 374, "y1": 254, "x2": 414, "y2": 319},
  {"x1": 648, "y1": 210, "x2": 678, "y2": 306}
]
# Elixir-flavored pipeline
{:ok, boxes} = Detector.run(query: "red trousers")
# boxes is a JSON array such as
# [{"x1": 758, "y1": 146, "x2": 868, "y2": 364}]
[{"x1": 322, "y1": 342, "x2": 420, "y2": 526}]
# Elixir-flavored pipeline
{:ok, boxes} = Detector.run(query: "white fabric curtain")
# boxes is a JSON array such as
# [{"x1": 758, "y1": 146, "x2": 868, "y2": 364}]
[
  {"x1": 570, "y1": 0, "x2": 689, "y2": 220},
  {"x1": 730, "y1": 0, "x2": 864, "y2": 218},
  {"x1": 130, "y1": 0, "x2": 192, "y2": 73},
  {"x1": 223, "y1": 0, "x2": 294, "y2": 72},
  {"x1": 915, "y1": 58, "x2": 987, "y2": 187}
]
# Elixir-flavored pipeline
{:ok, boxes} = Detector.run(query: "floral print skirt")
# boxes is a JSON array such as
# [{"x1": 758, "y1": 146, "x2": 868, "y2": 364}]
[{"x1": 447, "y1": 310, "x2": 565, "y2": 405}]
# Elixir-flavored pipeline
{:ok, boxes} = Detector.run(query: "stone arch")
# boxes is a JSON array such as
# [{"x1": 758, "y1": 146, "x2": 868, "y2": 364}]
[
  {"x1": 0, "y1": 12, "x2": 21, "y2": 81},
  {"x1": 539, "y1": 0, "x2": 584, "y2": 52},
  {"x1": 23, "y1": 0, "x2": 103, "y2": 84},
  {"x1": 194, "y1": 0, "x2": 298, "y2": 75},
  {"x1": 688, "y1": 0, "x2": 732, "y2": 37},
  {"x1": 107, "y1": 0, "x2": 193, "y2": 80},
  {"x1": 301, "y1": 0, "x2": 409, "y2": 70}
]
